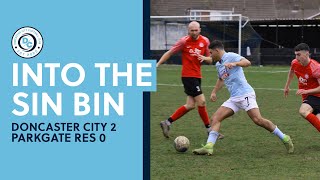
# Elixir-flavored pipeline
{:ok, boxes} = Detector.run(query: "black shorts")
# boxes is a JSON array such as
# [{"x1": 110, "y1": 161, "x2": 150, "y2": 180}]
[
  {"x1": 181, "y1": 77, "x2": 202, "y2": 97},
  {"x1": 303, "y1": 95, "x2": 320, "y2": 115}
]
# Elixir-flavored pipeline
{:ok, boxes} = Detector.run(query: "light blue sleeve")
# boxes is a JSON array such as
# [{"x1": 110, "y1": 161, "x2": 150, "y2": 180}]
[{"x1": 230, "y1": 53, "x2": 244, "y2": 62}]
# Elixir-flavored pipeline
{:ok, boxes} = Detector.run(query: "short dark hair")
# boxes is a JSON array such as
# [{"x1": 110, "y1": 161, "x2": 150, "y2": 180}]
[
  {"x1": 294, "y1": 43, "x2": 310, "y2": 52},
  {"x1": 209, "y1": 40, "x2": 224, "y2": 50}
]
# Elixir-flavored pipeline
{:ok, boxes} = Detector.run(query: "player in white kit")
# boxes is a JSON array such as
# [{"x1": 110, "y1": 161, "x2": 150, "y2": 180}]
[{"x1": 192, "y1": 40, "x2": 294, "y2": 155}]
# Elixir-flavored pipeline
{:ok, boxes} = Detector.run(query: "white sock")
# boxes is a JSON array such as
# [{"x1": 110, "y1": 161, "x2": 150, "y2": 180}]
[
  {"x1": 206, "y1": 127, "x2": 211, "y2": 133},
  {"x1": 207, "y1": 130, "x2": 219, "y2": 144},
  {"x1": 272, "y1": 126, "x2": 285, "y2": 140},
  {"x1": 165, "y1": 120, "x2": 171, "y2": 126}
]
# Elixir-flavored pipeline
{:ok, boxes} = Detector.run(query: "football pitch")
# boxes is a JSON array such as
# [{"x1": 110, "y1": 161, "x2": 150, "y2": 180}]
[{"x1": 151, "y1": 65, "x2": 320, "y2": 179}]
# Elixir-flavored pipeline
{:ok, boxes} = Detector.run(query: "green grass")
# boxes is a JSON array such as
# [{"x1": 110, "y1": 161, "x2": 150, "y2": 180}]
[{"x1": 151, "y1": 65, "x2": 320, "y2": 179}]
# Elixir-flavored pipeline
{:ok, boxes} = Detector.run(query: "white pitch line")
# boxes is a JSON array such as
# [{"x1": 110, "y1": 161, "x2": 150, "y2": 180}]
[
  {"x1": 157, "y1": 83, "x2": 298, "y2": 91},
  {"x1": 244, "y1": 70, "x2": 289, "y2": 73}
]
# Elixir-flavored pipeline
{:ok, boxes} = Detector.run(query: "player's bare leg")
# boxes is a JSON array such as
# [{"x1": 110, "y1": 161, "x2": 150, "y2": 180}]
[
  {"x1": 210, "y1": 106, "x2": 234, "y2": 132},
  {"x1": 247, "y1": 108, "x2": 275, "y2": 131},
  {"x1": 194, "y1": 94, "x2": 224, "y2": 139},
  {"x1": 299, "y1": 103, "x2": 320, "y2": 131},
  {"x1": 299, "y1": 103, "x2": 314, "y2": 118},
  {"x1": 193, "y1": 106, "x2": 233, "y2": 155},
  {"x1": 247, "y1": 108, "x2": 294, "y2": 154},
  {"x1": 185, "y1": 95, "x2": 197, "y2": 110}
]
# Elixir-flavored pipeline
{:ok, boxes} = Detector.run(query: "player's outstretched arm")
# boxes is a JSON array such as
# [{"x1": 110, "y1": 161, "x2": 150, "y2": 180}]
[
  {"x1": 284, "y1": 67, "x2": 294, "y2": 97},
  {"x1": 235, "y1": 58, "x2": 251, "y2": 67},
  {"x1": 156, "y1": 50, "x2": 173, "y2": 67},
  {"x1": 308, "y1": 84, "x2": 320, "y2": 94},
  {"x1": 196, "y1": 55, "x2": 212, "y2": 64},
  {"x1": 210, "y1": 79, "x2": 224, "y2": 102},
  {"x1": 224, "y1": 58, "x2": 251, "y2": 69},
  {"x1": 296, "y1": 83, "x2": 320, "y2": 95}
]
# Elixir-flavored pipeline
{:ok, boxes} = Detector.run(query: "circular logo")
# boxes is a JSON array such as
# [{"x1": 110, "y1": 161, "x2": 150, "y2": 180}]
[{"x1": 11, "y1": 27, "x2": 43, "y2": 58}]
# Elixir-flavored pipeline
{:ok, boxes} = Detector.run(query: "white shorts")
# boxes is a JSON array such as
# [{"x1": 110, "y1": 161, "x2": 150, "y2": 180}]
[{"x1": 221, "y1": 92, "x2": 259, "y2": 113}]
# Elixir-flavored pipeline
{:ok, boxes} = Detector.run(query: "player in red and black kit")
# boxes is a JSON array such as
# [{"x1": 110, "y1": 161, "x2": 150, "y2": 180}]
[
  {"x1": 156, "y1": 21, "x2": 224, "y2": 139},
  {"x1": 284, "y1": 43, "x2": 320, "y2": 132}
]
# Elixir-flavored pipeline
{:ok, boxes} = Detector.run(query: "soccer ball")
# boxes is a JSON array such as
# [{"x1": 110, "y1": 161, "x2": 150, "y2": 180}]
[{"x1": 173, "y1": 136, "x2": 190, "y2": 152}]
